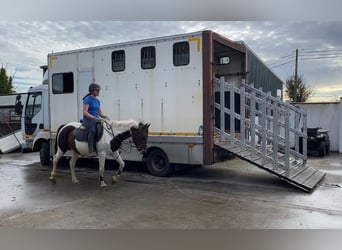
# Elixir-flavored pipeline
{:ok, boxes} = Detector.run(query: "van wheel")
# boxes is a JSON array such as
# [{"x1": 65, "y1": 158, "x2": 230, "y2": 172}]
[
  {"x1": 146, "y1": 149, "x2": 174, "y2": 177},
  {"x1": 319, "y1": 141, "x2": 327, "y2": 157},
  {"x1": 40, "y1": 142, "x2": 51, "y2": 166}
]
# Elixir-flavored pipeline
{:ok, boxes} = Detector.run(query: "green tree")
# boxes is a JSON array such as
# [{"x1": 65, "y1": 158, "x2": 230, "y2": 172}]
[
  {"x1": 285, "y1": 75, "x2": 313, "y2": 102},
  {"x1": 0, "y1": 64, "x2": 14, "y2": 94}
]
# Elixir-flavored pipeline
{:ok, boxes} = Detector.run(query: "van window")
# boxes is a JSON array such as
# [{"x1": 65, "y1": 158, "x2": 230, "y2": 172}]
[
  {"x1": 173, "y1": 41, "x2": 189, "y2": 66},
  {"x1": 112, "y1": 50, "x2": 125, "y2": 72},
  {"x1": 141, "y1": 46, "x2": 156, "y2": 69},
  {"x1": 52, "y1": 72, "x2": 74, "y2": 94}
]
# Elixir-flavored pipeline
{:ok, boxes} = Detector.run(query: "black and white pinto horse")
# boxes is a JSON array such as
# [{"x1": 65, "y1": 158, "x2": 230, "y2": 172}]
[{"x1": 49, "y1": 119, "x2": 150, "y2": 188}]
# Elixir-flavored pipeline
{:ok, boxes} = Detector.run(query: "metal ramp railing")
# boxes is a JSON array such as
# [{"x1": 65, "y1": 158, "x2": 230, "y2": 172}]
[{"x1": 214, "y1": 77, "x2": 325, "y2": 192}]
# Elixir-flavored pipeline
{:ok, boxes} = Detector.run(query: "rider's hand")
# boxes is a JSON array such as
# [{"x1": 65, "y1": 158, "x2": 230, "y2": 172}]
[{"x1": 94, "y1": 117, "x2": 103, "y2": 122}]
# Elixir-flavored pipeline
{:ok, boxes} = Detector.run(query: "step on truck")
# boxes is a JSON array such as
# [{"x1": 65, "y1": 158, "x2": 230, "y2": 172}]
[{"x1": 23, "y1": 30, "x2": 324, "y2": 191}]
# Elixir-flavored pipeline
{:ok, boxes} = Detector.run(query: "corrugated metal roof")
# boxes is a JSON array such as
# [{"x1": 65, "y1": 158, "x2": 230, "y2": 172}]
[{"x1": 237, "y1": 41, "x2": 284, "y2": 97}]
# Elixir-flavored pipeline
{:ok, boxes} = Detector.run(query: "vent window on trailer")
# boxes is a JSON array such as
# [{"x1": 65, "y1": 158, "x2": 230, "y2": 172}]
[
  {"x1": 52, "y1": 72, "x2": 74, "y2": 94},
  {"x1": 112, "y1": 50, "x2": 125, "y2": 72},
  {"x1": 173, "y1": 41, "x2": 189, "y2": 66},
  {"x1": 141, "y1": 46, "x2": 156, "y2": 69}
]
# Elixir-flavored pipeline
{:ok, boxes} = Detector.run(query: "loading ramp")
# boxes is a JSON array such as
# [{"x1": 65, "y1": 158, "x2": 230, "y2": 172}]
[{"x1": 214, "y1": 77, "x2": 326, "y2": 192}]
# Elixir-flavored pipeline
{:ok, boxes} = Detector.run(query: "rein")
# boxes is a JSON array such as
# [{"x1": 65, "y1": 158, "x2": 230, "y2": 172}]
[
  {"x1": 103, "y1": 120, "x2": 134, "y2": 152},
  {"x1": 110, "y1": 130, "x2": 132, "y2": 152},
  {"x1": 103, "y1": 119, "x2": 115, "y2": 137}
]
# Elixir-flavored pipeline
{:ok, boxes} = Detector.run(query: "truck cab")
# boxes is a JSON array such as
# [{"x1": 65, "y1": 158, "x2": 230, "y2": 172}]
[{"x1": 21, "y1": 82, "x2": 50, "y2": 162}]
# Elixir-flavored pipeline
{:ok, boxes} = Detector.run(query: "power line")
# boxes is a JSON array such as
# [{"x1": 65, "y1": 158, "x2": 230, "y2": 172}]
[
  {"x1": 301, "y1": 49, "x2": 342, "y2": 53},
  {"x1": 301, "y1": 52, "x2": 342, "y2": 55},
  {"x1": 279, "y1": 53, "x2": 295, "y2": 59},
  {"x1": 269, "y1": 48, "x2": 342, "y2": 68},
  {"x1": 285, "y1": 60, "x2": 294, "y2": 76},
  {"x1": 300, "y1": 55, "x2": 342, "y2": 60},
  {"x1": 268, "y1": 54, "x2": 295, "y2": 65},
  {"x1": 270, "y1": 59, "x2": 293, "y2": 68},
  {"x1": 299, "y1": 49, "x2": 342, "y2": 60}
]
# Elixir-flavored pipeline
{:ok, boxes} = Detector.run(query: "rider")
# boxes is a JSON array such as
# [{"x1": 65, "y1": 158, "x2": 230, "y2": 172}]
[{"x1": 82, "y1": 82, "x2": 108, "y2": 156}]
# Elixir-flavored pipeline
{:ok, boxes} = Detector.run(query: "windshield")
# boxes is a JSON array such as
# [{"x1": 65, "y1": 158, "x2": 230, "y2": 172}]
[{"x1": 25, "y1": 91, "x2": 42, "y2": 118}]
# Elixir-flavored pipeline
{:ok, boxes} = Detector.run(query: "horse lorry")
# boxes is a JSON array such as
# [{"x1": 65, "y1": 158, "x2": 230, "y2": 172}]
[
  {"x1": 24, "y1": 30, "x2": 283, "y2": 175},
  {"x1": 22, "y1": 30, "x2": 325, "y2": 191}
]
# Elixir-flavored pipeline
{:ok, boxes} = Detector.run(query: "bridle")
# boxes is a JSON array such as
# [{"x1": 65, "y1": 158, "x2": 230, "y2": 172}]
[{"x1": 102, "y1": 119, "x2": 115, "y2": 137}]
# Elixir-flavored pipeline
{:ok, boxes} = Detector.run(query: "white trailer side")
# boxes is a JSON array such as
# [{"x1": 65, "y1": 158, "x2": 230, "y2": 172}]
[{"x1": 47, "y1": 31, "x2": 215, "y2": 175}]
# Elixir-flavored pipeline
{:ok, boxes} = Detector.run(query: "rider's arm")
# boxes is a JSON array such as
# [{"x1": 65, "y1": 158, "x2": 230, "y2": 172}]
[
  {"x1": 83, "y1": 103, "x2": 97, "y2": 120},
  {"x1": 98, "y1": 106, "x2": 107, "y2": 119}
]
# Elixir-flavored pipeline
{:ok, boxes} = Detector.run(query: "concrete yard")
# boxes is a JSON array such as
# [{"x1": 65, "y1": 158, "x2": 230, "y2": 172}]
[{"x1": 0, "y1": 150, "x2": 341, "y2": 229}]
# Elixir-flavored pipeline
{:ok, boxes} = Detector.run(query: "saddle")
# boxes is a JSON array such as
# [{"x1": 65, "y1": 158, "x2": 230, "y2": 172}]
[{"x1": 74, "y1": 122, "x2": 104, "y2": 143}]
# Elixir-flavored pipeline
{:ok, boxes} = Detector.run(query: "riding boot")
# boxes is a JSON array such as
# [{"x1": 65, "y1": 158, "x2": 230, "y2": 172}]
[{"x1": 88, "y1": 133, "x2": 97, "y2": 157}]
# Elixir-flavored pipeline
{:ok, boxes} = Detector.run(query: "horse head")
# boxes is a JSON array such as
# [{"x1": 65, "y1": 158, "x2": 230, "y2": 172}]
[{"x1": 131, "y1": 122, "x2": 150, "y2": 154}]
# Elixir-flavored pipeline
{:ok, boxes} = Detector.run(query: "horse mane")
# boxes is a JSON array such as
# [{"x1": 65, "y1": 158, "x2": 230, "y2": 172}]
[{"x1": 108, "y1": 119, "x2": 139, "y2": 132}]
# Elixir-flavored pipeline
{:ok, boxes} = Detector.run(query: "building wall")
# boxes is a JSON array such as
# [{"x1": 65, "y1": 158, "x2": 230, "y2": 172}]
[{"x1": 295, "y1": 101, "x2": 342, "y2": 152}]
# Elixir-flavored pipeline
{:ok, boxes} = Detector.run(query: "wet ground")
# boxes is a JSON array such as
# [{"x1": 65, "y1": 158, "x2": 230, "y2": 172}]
[{"x1": 0, "y1": 150, "x2": 342, "y2": 228}]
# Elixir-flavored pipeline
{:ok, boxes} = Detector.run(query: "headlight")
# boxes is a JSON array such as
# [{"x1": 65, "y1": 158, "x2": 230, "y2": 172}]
[{"x1": 316, "y1": 134, "x2": 324, "y2": 138}]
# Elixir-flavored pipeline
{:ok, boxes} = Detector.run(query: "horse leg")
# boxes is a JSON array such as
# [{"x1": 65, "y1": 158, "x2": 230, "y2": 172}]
[
  {"x1": 49, "y1": 148, "x2": 64, "y2": 184},
  {"x1": 98, "y1": 152, "x2": 107, "y2": 188},
  {"x1": 69, "y1": 151, "x2": 80, "y2": 183},
  {"x1": 112, "y1": 151, "x2": 125, "y2": 184}
]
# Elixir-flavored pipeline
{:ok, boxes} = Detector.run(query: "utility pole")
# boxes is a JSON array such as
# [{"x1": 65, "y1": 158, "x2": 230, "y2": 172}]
[{"x1": 295, "y1": 48, "x2": 298, "y2": 86}]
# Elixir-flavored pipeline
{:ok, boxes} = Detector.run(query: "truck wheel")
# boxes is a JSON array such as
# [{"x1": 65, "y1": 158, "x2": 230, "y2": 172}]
[
  {"x1": 146, "y1": 149, "x2": 174, "y2": 177},
  {"x1": 40, "y1": 142, "x2": 51, "y2": 166},
  {"x1": 319, "y1": 141, "x2": 327, "y2": 157}
]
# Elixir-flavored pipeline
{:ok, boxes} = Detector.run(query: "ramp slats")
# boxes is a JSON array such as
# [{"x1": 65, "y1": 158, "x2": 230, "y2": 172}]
[
  {"x1": 214, "y1": 78, "x2": 325, "y2": 192},
  {"x1": 302, "y1": 171, "x2": 326, "y2": 189},
  {"x1": 216, "y1": 142, "x2": 325, "y2": 192}
]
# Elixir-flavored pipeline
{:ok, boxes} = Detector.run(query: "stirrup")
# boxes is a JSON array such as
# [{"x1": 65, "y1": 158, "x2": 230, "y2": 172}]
[
  {"x1": 88, "y1": 152, "x2": 97, "y2": 158},
  {"x1": 88, "y1": 151, "x2": 97, "y2": 158}
]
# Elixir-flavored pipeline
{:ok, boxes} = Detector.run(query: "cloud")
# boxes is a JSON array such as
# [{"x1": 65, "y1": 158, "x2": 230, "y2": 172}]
[
  {"x1": 2, "y1": 0, "x2": 342, "y2": 20},
  {"x1": 1, "y1": 21, "x2": 342, "y2": 99}
]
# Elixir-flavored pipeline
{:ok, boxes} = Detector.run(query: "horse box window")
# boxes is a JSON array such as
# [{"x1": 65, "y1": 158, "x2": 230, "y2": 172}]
[
  {"x1": 52, "y1": 72, "x2": 74, "y2": 94},
  {"x1": 112, "y1": 50, "x2": 125, "y2": 72},
  {"x1": 173, "y1": 41, "x2": 189, "y2": 66},
  {"x1": 141, "y1": 46, "x2": 156, "y2": 69}
]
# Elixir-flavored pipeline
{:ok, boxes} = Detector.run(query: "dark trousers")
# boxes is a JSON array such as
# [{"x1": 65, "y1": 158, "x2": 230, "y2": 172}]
[{"x1": 83, "y1": 119, "x2": 97, "y2": 153}]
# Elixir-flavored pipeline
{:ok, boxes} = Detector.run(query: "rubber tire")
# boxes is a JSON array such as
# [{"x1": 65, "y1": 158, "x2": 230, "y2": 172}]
[
  {"x1": 146, "y1": 149, "x2": 174, "y2": 177},
  {"x1": 40, "y1": 142, "x2": 51, "y2": 166},
  {"x1": 326, "y1": 142, "x2": 330, "y2": 155},
  {"x1": 319, "y1": 141, "x2": 327, "y2": 157}
]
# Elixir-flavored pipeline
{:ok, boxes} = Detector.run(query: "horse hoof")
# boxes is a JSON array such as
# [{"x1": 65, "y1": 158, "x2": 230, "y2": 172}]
[
  {"x1": 112, "y1": 175, "x2": 119, "y2": 184},
  {"x1": 49, "y1": 177, "x2": 56, "y2": 184}
]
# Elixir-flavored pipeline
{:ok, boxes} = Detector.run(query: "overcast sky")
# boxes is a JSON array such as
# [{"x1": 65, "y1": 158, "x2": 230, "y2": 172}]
[{"x1": 1, "y1": 21, "x2": 342, "y2": 102}]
